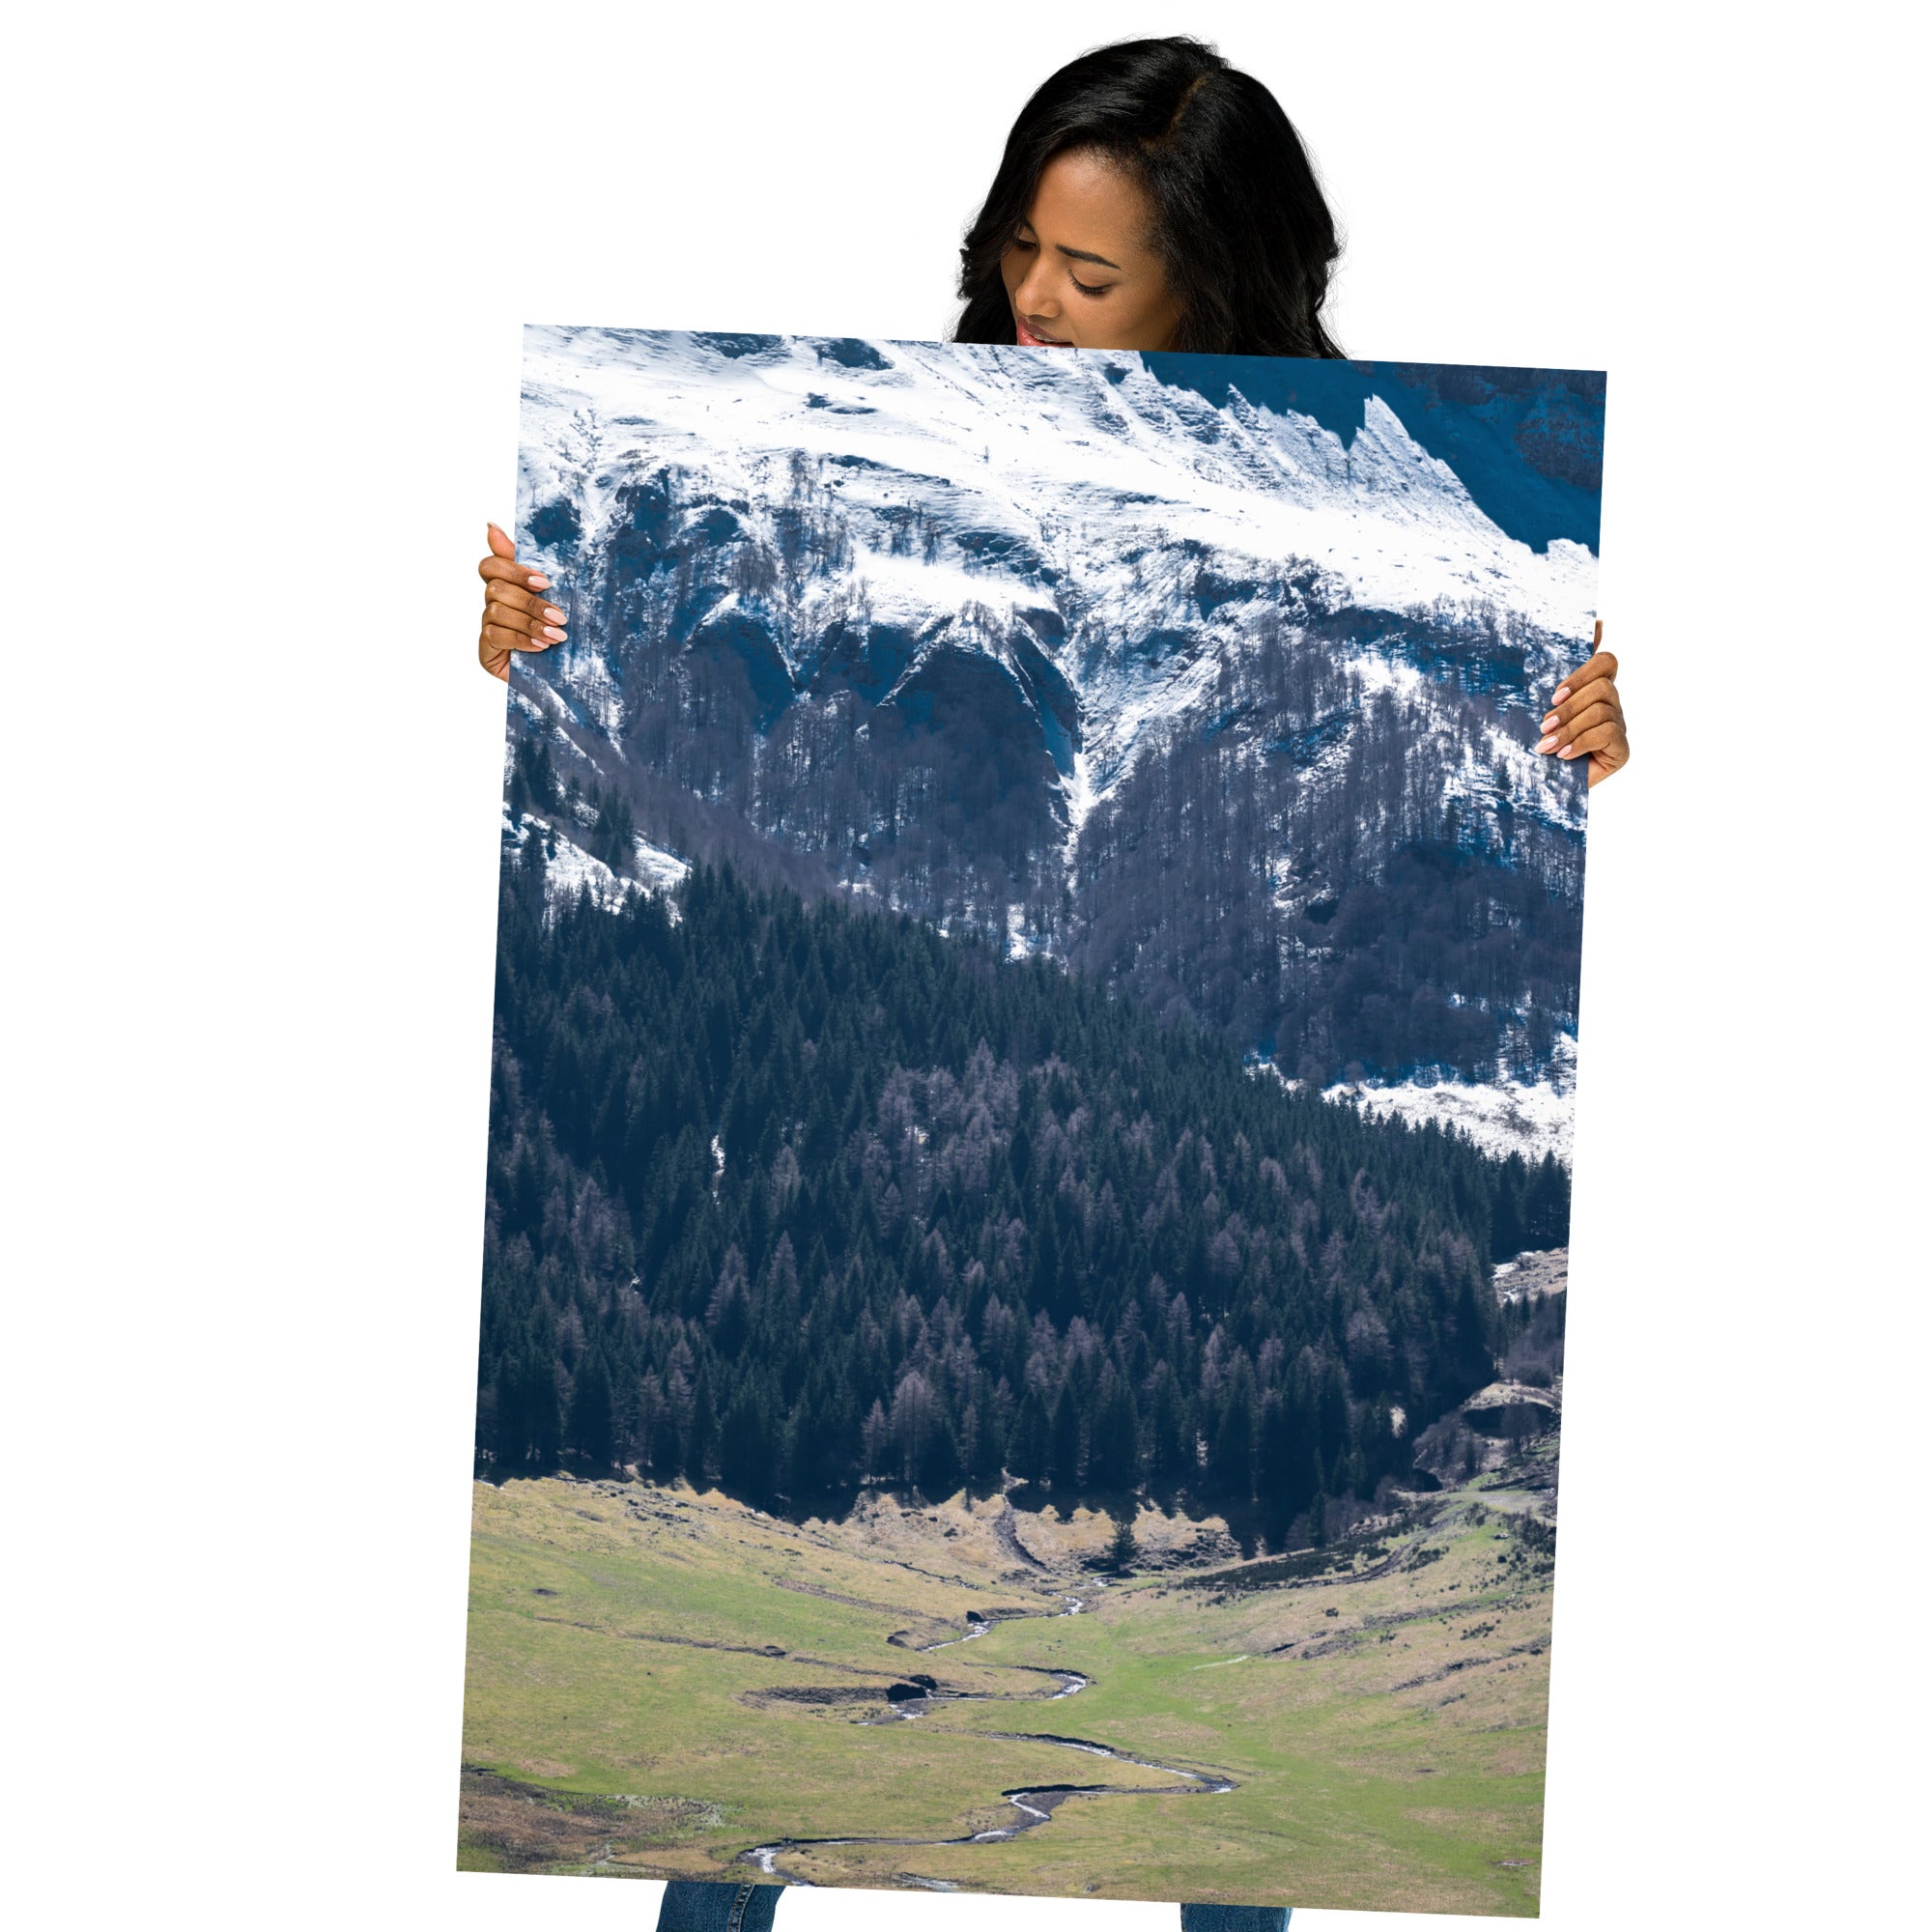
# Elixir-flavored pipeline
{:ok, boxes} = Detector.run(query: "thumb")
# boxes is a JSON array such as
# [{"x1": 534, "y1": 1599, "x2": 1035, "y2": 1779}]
[{"x1": 486, "y1": 521, "x2": 518, "y2": 560}]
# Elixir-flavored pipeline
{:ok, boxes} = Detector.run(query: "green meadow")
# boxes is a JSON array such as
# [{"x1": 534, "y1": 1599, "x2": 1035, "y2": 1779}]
[{"x1": 460, "y1": 1464, "x2": 1554, "y2": 1914}]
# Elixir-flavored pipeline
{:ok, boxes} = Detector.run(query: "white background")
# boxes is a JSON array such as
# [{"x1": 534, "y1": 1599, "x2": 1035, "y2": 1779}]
[{"x1": 3, "y1": 4, "x2": 1921, "y2": 1929}]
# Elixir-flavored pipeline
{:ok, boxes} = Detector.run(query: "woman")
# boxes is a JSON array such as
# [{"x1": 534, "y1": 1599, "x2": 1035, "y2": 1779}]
[
  {"x1": 475, "y1": 38, "x2": 1623, "y2": 1932},
  {"x1": 476, "y1": 35, "x2": 1628, "y2": 781}
]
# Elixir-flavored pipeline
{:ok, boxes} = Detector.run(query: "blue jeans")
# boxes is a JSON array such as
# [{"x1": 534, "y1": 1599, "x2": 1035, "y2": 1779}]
[
  {"x1": 653, "y1": 1882, "x2": 1289, "y2": 1929},
  {"x1": 656, "y1": 1881, "x2": 782, "y2": 1932}
]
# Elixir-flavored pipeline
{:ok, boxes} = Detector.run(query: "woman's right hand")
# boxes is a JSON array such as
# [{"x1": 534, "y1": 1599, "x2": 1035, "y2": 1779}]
[{"x1": 477, "y1": 522, "x2": 567, "y2": 680}]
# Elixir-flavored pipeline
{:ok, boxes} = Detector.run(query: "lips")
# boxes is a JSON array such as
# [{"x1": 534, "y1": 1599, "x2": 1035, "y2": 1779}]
[{"x1": 1014, "y1": 316, "x2": 1072, "y2": 348}]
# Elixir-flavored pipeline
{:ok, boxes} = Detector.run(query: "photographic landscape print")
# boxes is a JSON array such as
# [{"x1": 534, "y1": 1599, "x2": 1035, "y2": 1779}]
[{"x1": 460, "y1": 327, "x2": 1602, "y2": 1914}]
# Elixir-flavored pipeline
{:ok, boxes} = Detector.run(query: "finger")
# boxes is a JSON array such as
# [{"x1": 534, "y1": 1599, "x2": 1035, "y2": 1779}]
[
  {"x1": 479, "y1": 636, "x2": 512, "y2": 680},
  {"x1": 1537, "y1": 699, "x2": 1617, "y2": 753},
  {"x1": 487, "y1": 522, "x2": 518, "y2": 560},
  {"x1": 1542, "y1": 681, "x2": 1622, "y2": 734},
  {"x1": 1553, "y1": 648, "x2": 1619, "y2": 697},
  {"x1": 484, "y1": 578, "x2": 568, "y2": 626},
  {"x1": 1548, "y1": 649, "x2": 1618, "y2": 710},
  {"x1": 479, "y1": 553, "x2": 554, "y2": 592},
  {"x1": 484, "y1": 599, "x2": 567, "y2": 644},
  {"x1": 1557, "y1": 720, "x2": 1627, "y2": 761},
  {"x1": 481, "y1": 620, "x2": 552, "y2": 657}
]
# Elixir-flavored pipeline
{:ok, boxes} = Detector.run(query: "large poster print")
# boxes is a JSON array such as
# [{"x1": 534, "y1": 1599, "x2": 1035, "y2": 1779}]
[{"x1": 461, "y1": 327, "x2": 1601, "y2": 1914}]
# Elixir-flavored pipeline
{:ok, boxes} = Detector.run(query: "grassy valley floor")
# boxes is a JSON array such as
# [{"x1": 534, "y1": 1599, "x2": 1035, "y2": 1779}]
[{"x1": 459, "y1": 1456, "x2": 1555, "y2": 1914}]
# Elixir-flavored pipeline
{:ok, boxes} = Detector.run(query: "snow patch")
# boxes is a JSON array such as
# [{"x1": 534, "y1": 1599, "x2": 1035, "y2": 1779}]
[
  {"x1": 502, "y1": 810, "x2": 688, "y2": 914},
  {"x1": 1005, "y1": 904, "x2": 1037, "y2": 960},
  {"x1": 634, "y1": 834, "x2": 691, "y2": 894},
  {"x1": 1322, "y1": 1035, "x2": 1577, "y2": 1167}
]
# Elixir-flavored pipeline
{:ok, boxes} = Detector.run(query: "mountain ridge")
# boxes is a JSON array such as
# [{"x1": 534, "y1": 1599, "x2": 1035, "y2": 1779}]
[{"x1": 507, "y1": 328, "x2": 1595, "y2": 1117}]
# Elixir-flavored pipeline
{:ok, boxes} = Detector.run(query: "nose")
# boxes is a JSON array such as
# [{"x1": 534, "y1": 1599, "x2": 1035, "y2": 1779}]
[{"x1": 1012, "y1": 254, "x2": 1061, "y2": 322}]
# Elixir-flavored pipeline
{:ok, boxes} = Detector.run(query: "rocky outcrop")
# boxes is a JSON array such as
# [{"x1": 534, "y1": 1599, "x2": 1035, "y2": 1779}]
[{"x1": 1462, "y1": 1380, "x2": 1561, "y2": 1439}]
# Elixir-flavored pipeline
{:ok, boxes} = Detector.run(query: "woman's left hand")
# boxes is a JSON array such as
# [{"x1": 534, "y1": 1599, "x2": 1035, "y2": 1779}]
[{"x1": 1539, "y1": 620, "x2": 1629, "y2": 787}]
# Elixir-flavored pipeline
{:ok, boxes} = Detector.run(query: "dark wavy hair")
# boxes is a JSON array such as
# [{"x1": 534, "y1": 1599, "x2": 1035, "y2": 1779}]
[{"x1": 955, "y1": 37, "x2": 1343, "y2": 360}]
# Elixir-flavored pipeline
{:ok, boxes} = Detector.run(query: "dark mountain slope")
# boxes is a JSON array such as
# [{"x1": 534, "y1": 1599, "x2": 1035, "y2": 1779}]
[{"x1": 477, "y1": 842, "x2": 1568, "y2": 1522}]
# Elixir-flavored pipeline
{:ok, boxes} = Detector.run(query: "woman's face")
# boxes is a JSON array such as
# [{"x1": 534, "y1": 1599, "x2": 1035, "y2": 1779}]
[{"x1": 1000, "y1": 148, "x2": 1182, "y2": 353}]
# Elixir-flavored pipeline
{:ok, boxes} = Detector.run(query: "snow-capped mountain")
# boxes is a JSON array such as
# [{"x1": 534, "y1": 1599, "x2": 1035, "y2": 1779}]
[{"x1": 506, "y1": 327, "x2": 1599, "y2": 1151}]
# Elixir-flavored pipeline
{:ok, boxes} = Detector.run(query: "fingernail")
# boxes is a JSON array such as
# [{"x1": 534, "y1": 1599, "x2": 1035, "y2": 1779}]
[
  {"x1": 1552, "y1": 687, "x2": 1571, "y2": 704},
  {"x1": 488, "y1": 522, "x2": 504, "y2": 536},
  {"x1": 526, "y1": 573, "x2": 551, "y2": 589},
  {"x1": 543, "y1": 607, "x2": 565, "y2": 623},
  {"x1": 1536, "y1": 734, "x2": 1557, "y2": 753},
  {"x1": 1557, "y1": 744, "x2": 1575, "y2": 758},
  {"x1": 543, "y1": 626, "x2": 566, "y2": 641}
]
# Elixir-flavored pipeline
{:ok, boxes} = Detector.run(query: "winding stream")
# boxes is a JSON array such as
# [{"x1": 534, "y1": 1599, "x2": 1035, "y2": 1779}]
[{"x1": 738, "y1": 1586, "x2": 1236, "y2": 1884}]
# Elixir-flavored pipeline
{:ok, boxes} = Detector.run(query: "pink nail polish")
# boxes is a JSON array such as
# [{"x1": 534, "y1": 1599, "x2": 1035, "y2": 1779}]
[
  {"x1": 1537, "y1": 734, "x2": 1557, "y2": 753},
  {"x1": 543, "y1": 607, "x2": 565, "y2": 623},
  {"x1": 526, "y1": 574, "x2": 551, "y2": 589},
  {"x1": 1557, "y1": 744, "x2": 1575, "y2": 758},
  {"x1": 1552, "y1": 687, "x2": 1571, "y2": 704},
  {"x1": 543, "y1": 626, "x2": 566, "y2": 641}
]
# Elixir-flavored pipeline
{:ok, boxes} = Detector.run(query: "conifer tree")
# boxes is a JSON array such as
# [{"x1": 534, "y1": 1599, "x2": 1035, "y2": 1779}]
[
  {"x1": 1009, "y1": 1386, "x2": 1051, "y2": 1486},
  {"x1": 569, "y1": 1354, "x2": 615, "y2": 1469},
  {"x1": 1049, "y1": 1390, "x2": 1082, "y2": 1492},
  {"x1": 524, "y1": 1356, "x2": 563, "y2": 1471},
  {"x1": 1306, "y1": 1492, "x2": 1328, "y2": 1548}
]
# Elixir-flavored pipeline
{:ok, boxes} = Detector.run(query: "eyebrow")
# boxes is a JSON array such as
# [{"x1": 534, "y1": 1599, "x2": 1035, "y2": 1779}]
[
  {"x1": 1016, "y1": 222, "x2": 1122, "y2": 273},
  {"x1": 1057, "y1": 244, "x2": 1122, "y2": 270}
]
